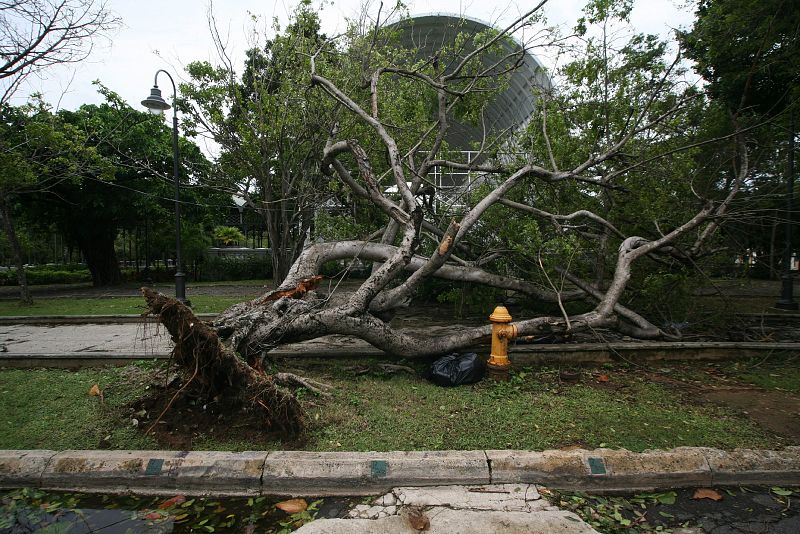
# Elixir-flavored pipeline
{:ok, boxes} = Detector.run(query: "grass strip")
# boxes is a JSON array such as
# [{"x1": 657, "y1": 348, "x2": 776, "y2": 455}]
[
  {"x1": 0, "y1": 296, "x2": 245, "y2": 316},
  {"x1": 0, "y1": 359, "x2": 791, "y2": 452}
]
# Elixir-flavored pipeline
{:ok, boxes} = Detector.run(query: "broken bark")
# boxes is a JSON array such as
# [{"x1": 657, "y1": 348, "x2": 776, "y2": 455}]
[{"x1": 141, "y1": 287, "x2": 305, "y2": 437}]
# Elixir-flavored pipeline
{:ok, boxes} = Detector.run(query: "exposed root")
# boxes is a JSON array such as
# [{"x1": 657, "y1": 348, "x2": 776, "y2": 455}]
[
  {"x1": 146, "y1": 357, "x2": 199, "y2": 435},
  {"x1": 141, "y1": 287, "x2": 305, "y2": 437},
  {"x1": 274, "y1": 372, "x2": 335, "y2": 398}
]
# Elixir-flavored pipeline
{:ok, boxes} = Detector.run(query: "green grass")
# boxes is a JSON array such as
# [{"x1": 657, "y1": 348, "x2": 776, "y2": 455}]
[
  {"x1": 301, "y1": 362, "x2": 779, "y2": 452},
  {"x1": 729, "y1": 361, "x2": 800, "y2": 393},
  {"x1": 0, "y1": 365, "x2": 158, "y2": 450},
  {"x1": 0, "y1": 359, "x2": 787, "y2": 452},
  {"x1": 0, "y1": 296, "x2": 245, "y2": 316}
]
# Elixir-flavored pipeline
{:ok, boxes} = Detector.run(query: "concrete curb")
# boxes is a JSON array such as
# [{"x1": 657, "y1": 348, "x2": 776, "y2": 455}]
[{"x1": 1, "y1": 447, "x2": 798, "y2": 497}]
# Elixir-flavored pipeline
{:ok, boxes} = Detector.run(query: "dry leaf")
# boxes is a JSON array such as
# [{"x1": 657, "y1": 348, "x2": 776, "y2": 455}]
[
  {"x1": 143, "y1": 511, "x2": 162, "y2": 520},
  {"x1": 692, "y1": 488, "x2": 722, "y2": 501},
  {"x1": 88, "y1": 384, "x2": 101, "y2": 397},
  {"x1": 276, "y1": 498, "x2": 308, "y2": 514},
  {"x1": 158, "y1": 495, "x2": 186, "y2": 509},
  {"x1": 407, "y1": 507, "x2": 430, "y2": 531},
  {"x1": 597, "y1": 374, "x2": 610, "y2": 382}
]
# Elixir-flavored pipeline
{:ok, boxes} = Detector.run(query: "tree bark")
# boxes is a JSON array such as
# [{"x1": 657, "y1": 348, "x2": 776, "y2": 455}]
[
  {"x1": 0, "y1": 195, "x2": 32, "y2": 304},
  {"x1": 76, "y1": 226, "x2": 122, "y2": 286}
]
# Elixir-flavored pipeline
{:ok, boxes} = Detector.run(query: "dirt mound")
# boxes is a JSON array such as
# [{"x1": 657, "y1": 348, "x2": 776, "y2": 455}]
[{"x1": 127, "y1": 382, "x2": 304, "y2": 449}]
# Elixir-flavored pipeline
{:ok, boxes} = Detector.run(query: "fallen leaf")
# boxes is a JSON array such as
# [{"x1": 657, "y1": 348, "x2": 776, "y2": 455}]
[
  {"x1": 597, "y1": 374, "x2": 610, "y2": 382},
  {"x1": 158, "y1": 495, "x2": 187, "y2": 509},
  {"x1": 143, "y1": 511, "x2": 163, "y2": 520},
  {"x1": 275, "y1": 498, "x2": 307, "y2": 514},
  {"x1": 692, "y1": 488, "x2": 722, "y2": 501},
  {"x1": 407, "y1": 507, "x2": 430, "y2": 531},
  {"x1": 88, "y1": 384, "x2": 101, "y2": 396}
]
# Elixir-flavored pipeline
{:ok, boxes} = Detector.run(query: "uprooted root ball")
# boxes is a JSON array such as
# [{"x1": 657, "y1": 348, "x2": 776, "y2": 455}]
[{"x1": 141, "y1": 287, "x2": 305, "y2": 437}]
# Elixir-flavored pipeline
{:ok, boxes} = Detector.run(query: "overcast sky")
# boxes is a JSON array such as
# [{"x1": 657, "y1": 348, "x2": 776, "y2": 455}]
[{"x1": 16, "y1": 0, "x2": 696, "y2": 113}]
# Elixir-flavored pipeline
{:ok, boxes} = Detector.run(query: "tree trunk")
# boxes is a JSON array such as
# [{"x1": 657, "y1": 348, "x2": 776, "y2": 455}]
[
  {"x1": 76, "y1": 227, "x2": 122, "y2": 286},
  {"x1": 770, "y1": 212, "x2": 778, "y2": 279},
  {"x1": 263, "y1": 206, "x2": 307, "y2": 287},
  {"x1": 0, "y1": 195, "x2": 32, "y2": 304}
]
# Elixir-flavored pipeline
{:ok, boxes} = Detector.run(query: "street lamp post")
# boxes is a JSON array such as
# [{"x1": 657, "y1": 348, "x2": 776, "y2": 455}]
[{"x1": 141, "y1": 70, "x2": 190, "y2": 306}]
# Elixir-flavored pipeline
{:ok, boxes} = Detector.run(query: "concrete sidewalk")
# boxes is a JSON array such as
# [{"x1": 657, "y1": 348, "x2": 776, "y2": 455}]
[
  {"x1": 296, "y1": 484, "x2": 600, "y2": 533},
  {"x1": 1, "y1": 322, "x2": 799, "y2": 368},
  {"x1": 0, "y1": 323, "x2": 173, "y2": 357}
]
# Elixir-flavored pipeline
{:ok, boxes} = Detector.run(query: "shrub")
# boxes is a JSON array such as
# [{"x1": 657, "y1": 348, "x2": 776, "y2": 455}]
[
  {"x1": 0, "y1": 265, "x2": 92, "y2": 286},
  {"x1": 213, "y1": 226, "x2": 246, "y2": 246},
  {"x1": 198, "y1": 255, "x2": 273, "y2": 281}
]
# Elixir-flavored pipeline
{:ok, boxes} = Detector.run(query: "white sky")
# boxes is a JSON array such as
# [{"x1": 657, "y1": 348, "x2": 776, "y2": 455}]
[{"x1": 16, "y1": 0, "x2": 695, "y2": 113}]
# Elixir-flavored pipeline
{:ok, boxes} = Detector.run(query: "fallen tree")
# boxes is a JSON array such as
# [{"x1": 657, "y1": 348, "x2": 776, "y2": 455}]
[
  {"x1": 144, "y1": 1, "x2": 759, "y2": 432},
  {"x1": 202, "y1": 3, "x2": 749, "y2": 357}
]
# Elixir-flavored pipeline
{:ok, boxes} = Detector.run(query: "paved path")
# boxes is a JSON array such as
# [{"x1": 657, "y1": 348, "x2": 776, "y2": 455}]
[
  {"x1": 1, "y1": 323, "x2": 799, "y2": 370},
  {"x1": 0, "y1": 323, "x2": 172, "y2": 355},
  {"x1": 297, "y1": 484, "x2": 599, "y2": 533}
]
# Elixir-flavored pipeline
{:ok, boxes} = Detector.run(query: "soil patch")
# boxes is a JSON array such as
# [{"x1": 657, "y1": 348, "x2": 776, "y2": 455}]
[
  {"x1": 701, "y1": 388, "x2": 800, "y2": 440},
  {"x1": 126, "y1": 381, "x2": 303, "y2": 450},
  {"x1": 583, "y1": 364, "x2": 800, "y2": 442}
]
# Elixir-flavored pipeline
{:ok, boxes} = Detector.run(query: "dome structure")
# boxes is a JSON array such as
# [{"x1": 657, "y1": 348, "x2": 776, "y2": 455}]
[{"x1": 389, "y1": 13, "x2": 551, "y2": 149}]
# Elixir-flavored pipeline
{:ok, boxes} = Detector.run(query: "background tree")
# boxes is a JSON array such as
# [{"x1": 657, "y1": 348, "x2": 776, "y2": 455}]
[
  {"x1": 681, "y1": 0, "x2": 800, "y2": 282},
  {"x1": 0, "y1": 101, "x2": 111, "y2": 300},
  {"x1": 180, "y1": 4, "x2": 338, "y2": 283},
  {"x1": 0, "y1": 0, "x2": 118, "y2": 300},
  {"x1": 24, "y1": 88, "x2": 223, "y2": 286}
]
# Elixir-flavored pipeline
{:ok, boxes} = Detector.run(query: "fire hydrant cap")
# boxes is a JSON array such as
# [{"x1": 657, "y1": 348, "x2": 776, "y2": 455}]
[{"x1": 489, "y1": 305, "x2": 513, "y2": 323}]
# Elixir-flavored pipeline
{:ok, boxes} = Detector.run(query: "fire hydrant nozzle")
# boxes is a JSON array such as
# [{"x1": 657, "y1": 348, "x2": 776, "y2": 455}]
[{"x1": 487, "y1": 305, "x2": 517, "y2": 380}]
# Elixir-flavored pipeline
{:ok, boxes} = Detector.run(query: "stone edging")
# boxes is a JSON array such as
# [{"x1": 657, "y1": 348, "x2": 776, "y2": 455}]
[{"x1": 1, "y1": 447, "x2": 798, "y2": 497}]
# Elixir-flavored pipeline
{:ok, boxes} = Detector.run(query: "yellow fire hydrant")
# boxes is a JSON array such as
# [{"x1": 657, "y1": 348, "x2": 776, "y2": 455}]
[{"x1": 487, "y1": 305, "x2": 518, "y2": 381}]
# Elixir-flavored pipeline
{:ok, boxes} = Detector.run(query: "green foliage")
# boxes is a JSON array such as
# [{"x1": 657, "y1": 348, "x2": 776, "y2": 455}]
[
  {"x1": 181, "y1": 3, "x2": 336, "y2": 281},
  {"x1": 213, "y1": 226, "x2": 246, "y2": 246},
  {"x1": 2, "y1": 86, "x2": 224, "y2": 287},
  {"x1": 0, "y1": 265, "x2": 91, "y2": 286},
  {"x1": 680, "y1": 0, "x2": 800, "y2": 274},
  {"x1": 430, "y1": 280, "x2": 500, "y2": 318},
  {"x1": 199, "y1": 255, "x2": 273, "y2": 282},
  {"x1": 627, "y1": 271, "x2": 700, "y2": 325},
  {"x1": 276, "y1": 499, "x2": 322, "y2": 533},
  {"x1": 0, "y1": 99, "x2": 112, "y2": 196},
  {"x1": 555, "y1": 490, "x2": 681, "y2": 532},
  {"x1": 314, "y1": 210, "x2": 381, "y2": 242},
  {"x1": 681, "y1": 0, "x2": 800, "y2": 114}
]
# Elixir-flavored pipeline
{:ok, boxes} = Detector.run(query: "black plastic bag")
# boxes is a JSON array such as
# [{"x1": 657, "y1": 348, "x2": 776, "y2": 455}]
[{"x1": 426, "y1": 352, "x2": 486, "y2": 387}]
